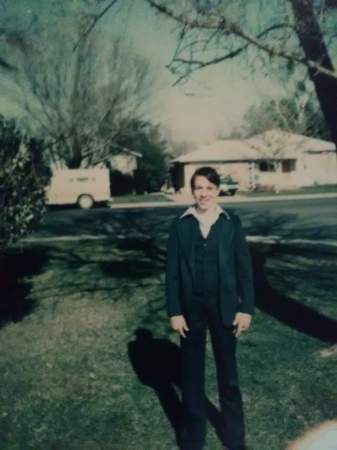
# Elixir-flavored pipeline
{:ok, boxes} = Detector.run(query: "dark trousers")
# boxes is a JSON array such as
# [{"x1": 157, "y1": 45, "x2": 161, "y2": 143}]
[{"x1": 179, "y1": 299, "x2": 245, "y2": 450}]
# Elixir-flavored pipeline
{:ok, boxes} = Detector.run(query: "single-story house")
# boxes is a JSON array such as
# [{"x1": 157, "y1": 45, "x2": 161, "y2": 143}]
[{"x1": 170, "y1": 129, "x2": 337, "y2": 192}]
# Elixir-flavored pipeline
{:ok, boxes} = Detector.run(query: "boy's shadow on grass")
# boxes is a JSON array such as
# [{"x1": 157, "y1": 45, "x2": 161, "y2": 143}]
[{"x1": 128, "y1": 328, "x2": 224, "y2": 447}]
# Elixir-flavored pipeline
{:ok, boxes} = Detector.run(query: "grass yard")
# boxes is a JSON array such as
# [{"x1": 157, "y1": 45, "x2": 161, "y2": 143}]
[
  {"x1": 0, "y1": 237, "x2": 336, "y2": 450},
  {"x1": 110, "y1": 193, "x2": 170, "y2": 204},
  {"x1": 242, "y1": 184, "x2": 337, "y2": 197}
]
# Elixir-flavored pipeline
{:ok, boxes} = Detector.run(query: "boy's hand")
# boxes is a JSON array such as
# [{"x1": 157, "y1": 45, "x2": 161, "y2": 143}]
[
  {"x1": 170, "y1": 315, "x2": 189, "y2": 338},
  {"x1": 232, "y1": 312, "x2": 252, "y2": 337}
]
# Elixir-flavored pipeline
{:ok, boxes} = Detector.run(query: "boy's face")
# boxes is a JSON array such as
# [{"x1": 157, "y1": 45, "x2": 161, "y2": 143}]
[{"x1": 192, "y1": 175, "x2": 220, "y2": 212}]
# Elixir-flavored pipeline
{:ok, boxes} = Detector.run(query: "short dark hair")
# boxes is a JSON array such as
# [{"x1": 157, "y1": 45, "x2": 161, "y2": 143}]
[{"x1": 190, "y1": 166, "x2": 220, "y2": 190}]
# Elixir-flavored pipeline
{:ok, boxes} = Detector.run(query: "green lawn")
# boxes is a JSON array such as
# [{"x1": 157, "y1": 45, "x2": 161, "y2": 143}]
[
  {"x1": 0, "y1": 238, "x2": 336, "y2": 450},
  {"x1": 110, "y1": 193, "x2": 170, "y2": 203},
  {"x1": 241, "y1": 184, "x2": 337, "y2": 197}
]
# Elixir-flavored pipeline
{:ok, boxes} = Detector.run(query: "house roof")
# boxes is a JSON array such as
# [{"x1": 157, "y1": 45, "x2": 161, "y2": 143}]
[
  {"x1": 173, "y1": 139, "x2": 259, "y2": 163},
  {"x1": 173, "y1": 129, "x2": 335, "y2": 163},
  {"x1": 247, "y1": 129, "x2": 335, "y2": 157}
]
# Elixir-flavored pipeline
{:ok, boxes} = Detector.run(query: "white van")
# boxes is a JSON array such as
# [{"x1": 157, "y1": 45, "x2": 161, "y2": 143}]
[{"x1": 45, "y1": 168, "x2": 111, "y2": 209}]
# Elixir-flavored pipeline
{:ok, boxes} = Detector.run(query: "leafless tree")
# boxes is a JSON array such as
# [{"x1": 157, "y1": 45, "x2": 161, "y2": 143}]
[
  {"x1": 240, "y1": 92, "x2": 327, "y2": 138},
  {"x1": 1, "y1": 0, "x2": 154, "y2": 168},
  {"x1": 11, "y1": 21, "x2": 153, "y2": 168}
]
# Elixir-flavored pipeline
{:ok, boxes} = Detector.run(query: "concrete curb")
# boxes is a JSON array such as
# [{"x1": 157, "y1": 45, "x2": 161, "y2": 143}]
[{"x1": 108, "y1": 192, "x2": 337, "y2": 209}]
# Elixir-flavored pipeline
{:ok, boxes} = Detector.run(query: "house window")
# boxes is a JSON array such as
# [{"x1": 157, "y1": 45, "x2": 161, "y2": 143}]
[
  {"x1": 76, "y1": 177, "x2": 89, "y2": 182},
  {"x1": 282, "y1": 160, "x2": 296, "y2": 172},
  {"x1": 259, "y1": 161, "x2": 276, "y2": 172}
]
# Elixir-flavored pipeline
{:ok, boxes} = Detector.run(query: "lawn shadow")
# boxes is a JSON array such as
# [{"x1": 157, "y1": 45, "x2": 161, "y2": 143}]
[
  {"x1": 128, "y1": 328, "x2": 224, "y2": 448},
  {"x1": 26, "y1": 236, "x2": 167, "y2": 305},
  {"x1": 251, "y1": 244, "x2": 337, "y2": 343},
  {"x1": 235, "y1": 210, "x2": 337, "y2": 343},
  {"x1": 238, "y1": 208, "x2": 337, "y2": 241},
  {"x1": 99, "y1": 235, "x2": 165, "y2": 280},
  {"x1": 114, "y1": 236, "x2": 166, "y2": 268},
  {"x1": 0, "y1": 245, "x2": 49, "y2": 327}
]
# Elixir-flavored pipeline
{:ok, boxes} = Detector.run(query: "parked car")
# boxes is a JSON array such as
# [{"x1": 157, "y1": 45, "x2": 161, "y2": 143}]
[
  {"x1": 219, "y1": 175, "x2": 239, "y2": 196},
  {"x1": 45, "y1": 168, "x2": 111, "y2": 209}
]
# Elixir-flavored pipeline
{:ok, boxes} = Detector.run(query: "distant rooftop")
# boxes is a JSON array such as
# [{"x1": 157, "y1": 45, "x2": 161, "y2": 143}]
[
  {"x1": 173, "y1": 129, "x2": 335, "y2": 163},
  {"x1": 247, "y1": 129, "x2": 335, "y2": 156}
]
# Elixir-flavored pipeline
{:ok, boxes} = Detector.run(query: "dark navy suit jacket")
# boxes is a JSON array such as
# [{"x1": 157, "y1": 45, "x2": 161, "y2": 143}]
[{"x1": 165, "y1": 210, "x2": 255, "y2": 326}]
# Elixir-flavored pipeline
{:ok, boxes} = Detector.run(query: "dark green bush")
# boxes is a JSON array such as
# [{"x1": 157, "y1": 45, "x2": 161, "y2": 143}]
[{"x1": 0, "y1": 115, "x2": 51, "y2": 247}]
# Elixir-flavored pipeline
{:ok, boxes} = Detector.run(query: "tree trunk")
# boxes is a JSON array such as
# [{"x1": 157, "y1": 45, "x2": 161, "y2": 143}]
[
  {"x1": 291, "y1": 0, "x2": 337, "y2": 153},
  {"x1": 66, "y1": 134, "x2": 83, "y2": 169},
  {"x1": 67, "y1": 150, "x2": 83, "y2": 169}
]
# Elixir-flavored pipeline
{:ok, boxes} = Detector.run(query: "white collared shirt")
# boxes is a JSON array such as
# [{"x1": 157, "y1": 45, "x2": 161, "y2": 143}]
[{"x1": 180, "y1": 204, "x2": 228, "y2": 238}]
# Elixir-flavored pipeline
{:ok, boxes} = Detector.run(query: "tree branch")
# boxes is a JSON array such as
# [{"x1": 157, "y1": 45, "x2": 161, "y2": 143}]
[
  {"x1": 147, "y1": 0, "x2": 337, "y2": 82},
  {"x1": 73, "y1": 0, "x2": 120, "y2": 52}
]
